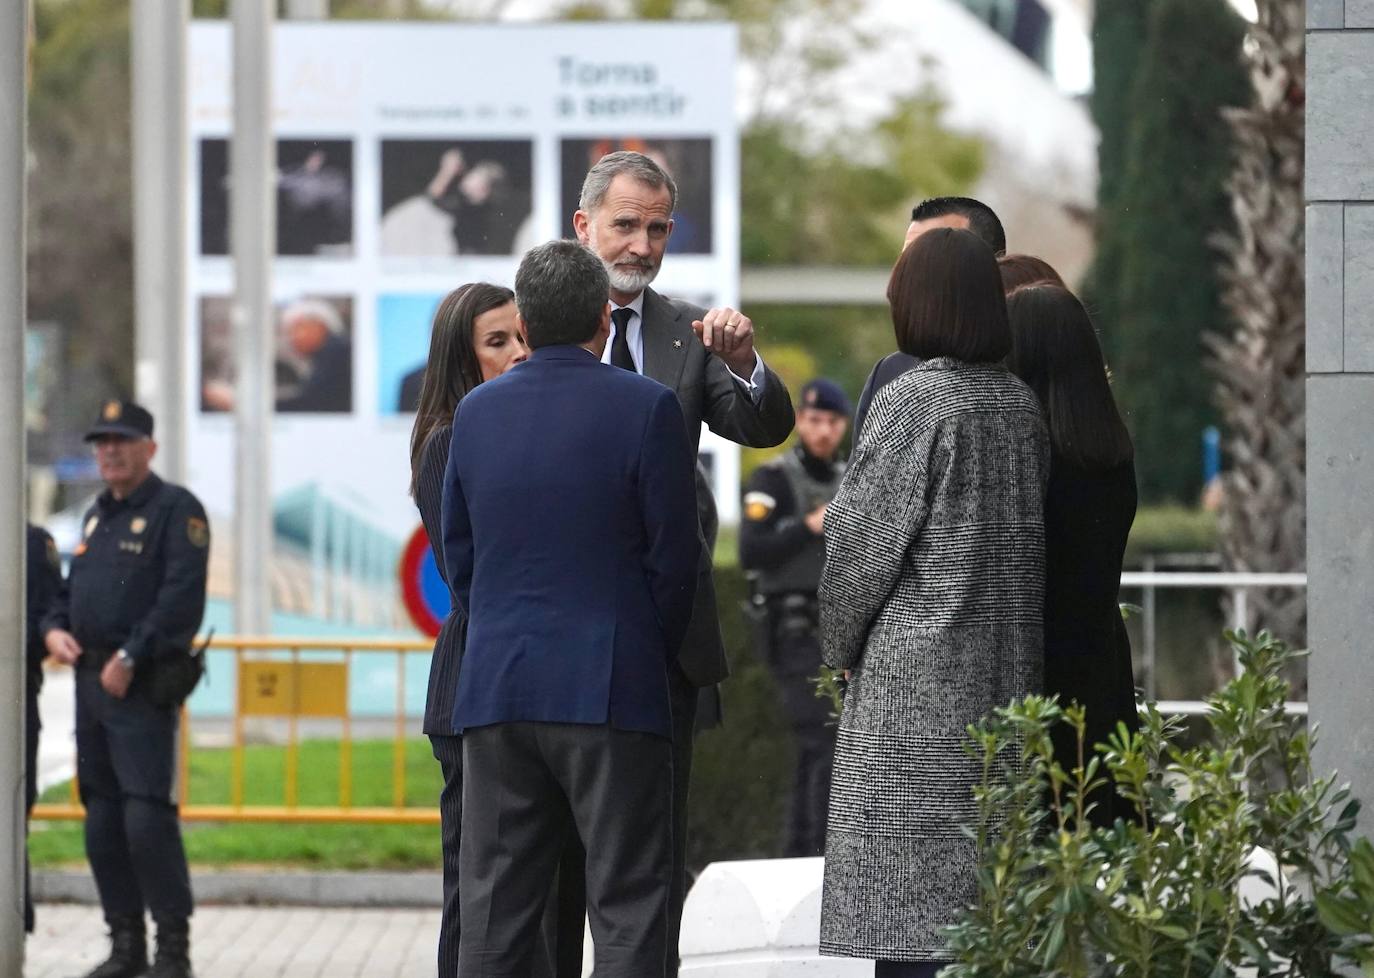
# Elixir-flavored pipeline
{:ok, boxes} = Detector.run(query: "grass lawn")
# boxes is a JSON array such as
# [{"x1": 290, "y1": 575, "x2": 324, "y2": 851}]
[{"x1": 30, "y1": 738, "x2": 444, "y2": 870}]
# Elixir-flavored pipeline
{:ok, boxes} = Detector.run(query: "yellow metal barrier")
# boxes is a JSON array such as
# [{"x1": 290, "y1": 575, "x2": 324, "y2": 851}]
[{"x1": 32, "y1": 635, "x2": 439, "y2": 826}]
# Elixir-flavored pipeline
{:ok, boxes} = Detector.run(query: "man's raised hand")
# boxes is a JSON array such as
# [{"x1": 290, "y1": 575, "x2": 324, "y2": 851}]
[{"x1": 692, "y1": 307, "x2": 757, "y2": 379}]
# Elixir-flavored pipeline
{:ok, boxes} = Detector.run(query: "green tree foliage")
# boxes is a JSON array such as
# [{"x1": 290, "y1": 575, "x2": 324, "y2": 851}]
[
  {"x1": 28, "y1": 0, "x2": 136, "y2": 440},
  {"x1": 1081, "y1": 0, "x2": 1150, "y2": 368},
  {"x1": 1094, "y1": 0, "x2": 1249, "y2": 503}
]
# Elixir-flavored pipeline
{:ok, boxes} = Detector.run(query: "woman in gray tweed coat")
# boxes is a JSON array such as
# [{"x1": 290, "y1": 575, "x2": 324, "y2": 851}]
[{"x1": 818, "y1": 228, "x2": 1049, "y2": 977}]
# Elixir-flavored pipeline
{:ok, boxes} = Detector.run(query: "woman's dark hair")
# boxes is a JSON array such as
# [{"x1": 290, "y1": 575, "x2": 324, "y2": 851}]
[
  {"x1": 887, "y1": 227, "x2": 1011, "y2": 363},
  {"x1": 408, "y1": 282, "x2": 515, "y2": 495},
  {"x1": 998, "y1": 253, "x2": 1066, "y2": 294},
  {"x1": 1006, "y1": 285, "x2": 1134, "y2": 469}
]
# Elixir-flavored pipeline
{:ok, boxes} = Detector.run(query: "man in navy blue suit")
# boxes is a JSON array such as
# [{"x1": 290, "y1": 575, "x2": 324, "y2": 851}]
[{"x1": 442, "y1": 239, "x2": 701, "y2": 978}]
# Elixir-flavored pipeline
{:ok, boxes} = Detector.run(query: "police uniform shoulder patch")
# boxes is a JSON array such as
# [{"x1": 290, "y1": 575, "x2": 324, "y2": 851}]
[
  {"x1": 187, "y1": 516, "x2": 209, "y2": 548},
  {"x1": 743, "y1": 491, "x2": 776, "y2": 522}
]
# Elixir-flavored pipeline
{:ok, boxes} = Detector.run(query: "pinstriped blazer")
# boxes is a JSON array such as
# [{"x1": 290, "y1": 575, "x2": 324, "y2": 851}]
[
  {"x1": 818, "y1": 358, "x2": 1049, "y2": 962},
  {"x1": 416, "y1": 423, "x2": 466, "y2": 737}
]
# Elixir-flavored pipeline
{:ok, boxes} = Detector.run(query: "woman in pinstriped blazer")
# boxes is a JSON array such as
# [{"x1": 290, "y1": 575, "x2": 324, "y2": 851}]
[
  {"x1": 818, "y1": 230, "x2": 1049, "y2": 977},
  {"x1": 411, "y1": 283, "x2": 585, "y2": 978}
]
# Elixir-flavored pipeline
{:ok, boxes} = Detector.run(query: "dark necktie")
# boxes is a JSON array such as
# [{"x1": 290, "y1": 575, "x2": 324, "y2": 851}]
[{"x1": 610, "y1": 307, "x2": 636, "y2": 372}]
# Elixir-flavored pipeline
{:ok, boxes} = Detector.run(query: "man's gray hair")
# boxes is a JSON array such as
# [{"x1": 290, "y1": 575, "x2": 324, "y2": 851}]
[
  {"x1": 515, "y1": 240, "x2": 611, "y2": 348},
  {"x1": 578, "y1": 150, "x2": 678, "y2": 214},
  {"x1": 282, "y1": 298, "x2": 344, "y2": 334}
]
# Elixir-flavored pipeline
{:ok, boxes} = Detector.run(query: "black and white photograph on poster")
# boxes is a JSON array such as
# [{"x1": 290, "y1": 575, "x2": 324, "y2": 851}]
[
  {"x1": 561, "y1": 137, "x2": 713, "y2": 254},
  {"x1": 200, "y1": 295, "x2": 355, "y2": 414},
  {"x1": 379, "y1": 139, "x2": 534, "y2": 257},
  {"x1": 199, "y1": 138, "x2": 355, "y2": 257}
]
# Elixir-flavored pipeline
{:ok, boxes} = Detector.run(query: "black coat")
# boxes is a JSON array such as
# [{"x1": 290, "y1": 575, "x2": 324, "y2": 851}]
[
  {"x1": 1042, "y1": 455, "x2": 1141, "y2": 828},
  {"x1": 416, "y1": 423, "x2": 466, "y2": 737}
]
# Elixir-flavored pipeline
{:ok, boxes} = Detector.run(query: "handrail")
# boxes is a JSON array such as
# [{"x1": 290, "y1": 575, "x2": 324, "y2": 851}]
[{"x1": 32, "y1": 636, "x2": 440, "y2": 826}]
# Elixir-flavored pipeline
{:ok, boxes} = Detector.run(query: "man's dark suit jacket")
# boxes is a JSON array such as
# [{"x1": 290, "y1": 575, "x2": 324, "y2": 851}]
[
  {"x1": 852, "y1": 351, "x2": 920, "y2": 439},
  {"x1": 637, "y1": 288, "x2": 795, "y2": 687},
  {"x1": 441, "y1": 345, "x2": 701, "y2": 739}
]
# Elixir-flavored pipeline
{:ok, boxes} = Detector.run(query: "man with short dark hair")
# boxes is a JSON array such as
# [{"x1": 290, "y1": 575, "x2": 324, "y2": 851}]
[
  {"x1": 854, "y1": 197, "x2": 1007, "y2": 436},
  {"x1": 442, "y1": 239, "x2": 701, "y2": 978},
  {"x1": 43, "y1": 400, "x2": 209, "y2": 978},
  {"x1": 573, "y1": 151, "x2": 795, "y2": 972}
]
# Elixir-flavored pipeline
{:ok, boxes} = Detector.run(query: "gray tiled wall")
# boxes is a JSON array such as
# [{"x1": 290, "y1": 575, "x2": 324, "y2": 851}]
[{"x1": 1307, "y1": 0, "x2": 1374, "y2": 828}]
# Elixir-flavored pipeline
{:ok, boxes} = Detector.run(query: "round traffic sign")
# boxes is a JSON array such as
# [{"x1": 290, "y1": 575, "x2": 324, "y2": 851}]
[{"x1": 399, "y1": 525, "x2": 450, "y2": 638}]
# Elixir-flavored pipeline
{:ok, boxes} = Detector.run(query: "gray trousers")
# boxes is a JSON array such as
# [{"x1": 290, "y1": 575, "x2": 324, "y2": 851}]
[{"x1": 458, "y1": 722, "x2": 673, "y2": 978}]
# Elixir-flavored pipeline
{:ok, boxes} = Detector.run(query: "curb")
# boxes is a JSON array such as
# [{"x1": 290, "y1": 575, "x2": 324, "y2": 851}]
[{"x1": 35, "y1": 869, "x2": 443, "y2": 908}]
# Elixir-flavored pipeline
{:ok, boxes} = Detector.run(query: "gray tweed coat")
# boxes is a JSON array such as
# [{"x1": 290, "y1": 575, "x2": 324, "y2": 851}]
[{"x1": 818, "y1": 358, "x2": 1049, "y2": 962}]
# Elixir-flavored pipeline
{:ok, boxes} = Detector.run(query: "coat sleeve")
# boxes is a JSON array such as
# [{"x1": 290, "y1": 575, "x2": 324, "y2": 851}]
[
  {"x1": 698, "y1": 347, "x2": 796, "y2": 449},
  {"x1": 440, "y1": 414, "x2": 474, "y2": 620},
  {"x1": 738, "y1": 465, "x2": 813, "y2": 571},
  {"x1": 26, "y1": 527, "x2": 63, "y2": 669},
  {"x1": 416, "y1": 425, "x2": 453, "y2": 588},
  {"x1": 123, "y1": 493, "x2": 210, "y2": 663},
  {"x1": 818, "y1": 387, "x2": 932, "y2": 671},
  {"x1": 638, "y1": 389, "x2": 702, "y2": 658}
]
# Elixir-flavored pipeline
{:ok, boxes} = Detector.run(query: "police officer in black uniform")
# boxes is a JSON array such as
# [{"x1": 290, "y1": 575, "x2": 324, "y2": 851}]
[
  {"x1": 43, "y1": 401, "x2": 209, "y2": 978},
  {"x1": 739, "y1": 378, "x2": 850, "y2": 858},
  {"x1": 25, "y1": 522, "x2": 63, "y2": 932}
]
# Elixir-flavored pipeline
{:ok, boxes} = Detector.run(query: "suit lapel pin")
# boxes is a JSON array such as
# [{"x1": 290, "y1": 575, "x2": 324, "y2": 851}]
[{"x1": 673, "y1": 339, "x2": 683, "y2": 349}]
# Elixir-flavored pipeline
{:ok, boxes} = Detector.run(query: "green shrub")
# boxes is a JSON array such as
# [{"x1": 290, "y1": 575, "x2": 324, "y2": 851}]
[
  {"x1": 1124, "y1": 505, "x2": 1219, "y2": 563},
  {"x1": 945, "y1": 631, "x2": 1374, "y2": 977}
]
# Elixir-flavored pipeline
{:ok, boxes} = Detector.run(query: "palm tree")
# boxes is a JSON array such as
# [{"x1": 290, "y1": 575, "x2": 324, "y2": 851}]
[{"x1": 1208, "y1": 0, "x2": 1306, "y2": 647}]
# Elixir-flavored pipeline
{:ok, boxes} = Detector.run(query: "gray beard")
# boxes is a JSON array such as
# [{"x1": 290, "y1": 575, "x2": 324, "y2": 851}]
[{"x1": 605, "y1": 261, "x2": 658, "y2": 295}]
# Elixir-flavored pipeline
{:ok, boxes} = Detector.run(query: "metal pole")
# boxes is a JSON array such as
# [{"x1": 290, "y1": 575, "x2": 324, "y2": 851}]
[
  {"x1": 0, "y1": 0, "x2": 30, "y2": 968},
  {"x1": 1143, "y1": 555, "x2": 1157, "y2": 700},
  {"x1": 231, "y1": 0, "x2": 275, "y2": 635},
  {"x1": 284, "y1": 0, "x2": 329, "y2": 17},
  {"x1": 132, "y1": 0, "x2": 189, "y2": 482}
]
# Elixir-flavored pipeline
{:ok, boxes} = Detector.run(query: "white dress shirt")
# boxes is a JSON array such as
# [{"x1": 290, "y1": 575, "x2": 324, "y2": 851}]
[{"x1": 603, "y1": 293, "x2": 767, "y2": 398}]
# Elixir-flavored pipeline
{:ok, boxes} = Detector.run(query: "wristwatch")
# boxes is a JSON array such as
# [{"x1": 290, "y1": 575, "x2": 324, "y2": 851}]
[{"x1": 114, "y1": 649, "x2": 135, "y2": 672}]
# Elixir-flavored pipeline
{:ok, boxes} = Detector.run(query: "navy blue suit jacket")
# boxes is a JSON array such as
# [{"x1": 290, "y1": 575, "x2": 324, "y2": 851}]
[{"x1": 441, "y1": 344, "x2": 701, "y2": 739}]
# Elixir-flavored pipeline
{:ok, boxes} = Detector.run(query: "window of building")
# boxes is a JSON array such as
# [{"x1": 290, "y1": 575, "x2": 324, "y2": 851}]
[{"x1": 956, "y1": 0, "x2": 1053, "y2": 72}]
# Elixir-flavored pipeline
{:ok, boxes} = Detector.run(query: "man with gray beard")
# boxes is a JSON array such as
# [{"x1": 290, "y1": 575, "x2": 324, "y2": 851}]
[{"x1": 572, "y1": 150, "x2": 795, "y2": 975}]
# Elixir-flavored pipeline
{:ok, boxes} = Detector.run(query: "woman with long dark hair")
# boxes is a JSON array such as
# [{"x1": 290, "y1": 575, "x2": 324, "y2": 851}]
[
  {"x1": 411, "y1": 283, "x2": 580, "y2": 978},
  {"x1": 819, "y1": 229, "x2": 1050, "y2": 977},
  {"x1": 1006, "y1": 283, "x2": 1140, "y2": 829}
]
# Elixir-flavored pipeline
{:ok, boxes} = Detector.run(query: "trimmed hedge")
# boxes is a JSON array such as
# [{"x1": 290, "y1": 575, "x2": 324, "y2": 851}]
[{"x1": 687, "y1": 563, "x2": 793, "y2": 872}]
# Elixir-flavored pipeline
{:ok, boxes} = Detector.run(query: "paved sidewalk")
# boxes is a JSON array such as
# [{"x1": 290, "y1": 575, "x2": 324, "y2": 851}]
[{"x1": 25, "y1": 904, "x2": 441, "y2": 978}]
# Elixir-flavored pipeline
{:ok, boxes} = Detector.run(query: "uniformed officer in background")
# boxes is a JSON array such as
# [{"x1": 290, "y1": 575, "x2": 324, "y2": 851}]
[
  {"x1": 739, "y1": 378, "x2": 850, "y2": 857},
  {"x1": 43, "y1": 401, "x2": 210, "y2": 978},
  {"x1": 25, "y1": 522, "x2": 63, "y2": 933}
]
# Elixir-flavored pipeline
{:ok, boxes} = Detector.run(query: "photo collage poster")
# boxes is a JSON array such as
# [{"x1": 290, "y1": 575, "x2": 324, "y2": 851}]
[{"x1": 183, "y1": 22, "x2": 741, "y2": 631}]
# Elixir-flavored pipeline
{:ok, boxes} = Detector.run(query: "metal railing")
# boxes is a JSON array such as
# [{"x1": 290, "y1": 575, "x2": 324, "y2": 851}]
[
  {"x1": 32, "y1": 573, "x2": 1309, "y2": 824},
  {"x1": 32, "y1": 635, "x2": 439, "y2": 825},
  {"x1": 1118, "y1": 570, "x2": 1308, "y2": 717}
]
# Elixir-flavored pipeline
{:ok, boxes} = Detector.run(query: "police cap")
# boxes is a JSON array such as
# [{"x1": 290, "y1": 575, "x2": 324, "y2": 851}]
[
  {"x1": 797, "y1": 378, "x2": 851, "y2": 417},
  {"x1": 84, "y1": 400, "x2": 155, "y2": 442}
]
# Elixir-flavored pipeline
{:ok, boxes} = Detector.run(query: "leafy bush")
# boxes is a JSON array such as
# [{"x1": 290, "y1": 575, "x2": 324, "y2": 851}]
[{"x1": 945, "y1": 630, "x2": 1374, "y2": 977}]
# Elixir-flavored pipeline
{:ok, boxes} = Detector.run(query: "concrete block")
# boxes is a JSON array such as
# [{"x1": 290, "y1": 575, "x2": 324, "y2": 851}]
[
  {"x1": 680, "y1": 858, "x2": 872, "y2": 976},
  {"x1": 1309, "y1": 204, "x2": 1344, "y2": 372},
  {"x1": 1308, "y1": 375, "x2": 1374, "y2": 831},
  {"x1": 1345, "y1": 206, "x2": 1374, "y2": 370},
  {"x1": 1309, "y1": 0, "x2": 1344, "y2": 29},
  {"x1": 1348, "y1": 0, "x2": 1374, "y2": 27},
  {"x1": 1308, "y1": 33, "x2": 1374, "y2": 200}
]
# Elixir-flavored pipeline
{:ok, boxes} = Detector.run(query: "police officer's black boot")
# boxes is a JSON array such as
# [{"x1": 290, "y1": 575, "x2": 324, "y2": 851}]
[
  {"x1": 147, "y1": 916, "x2": 195, "y2": 978},
  {"x1": 77, "y1": 914, "x2": 147, "y2": 978}
]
